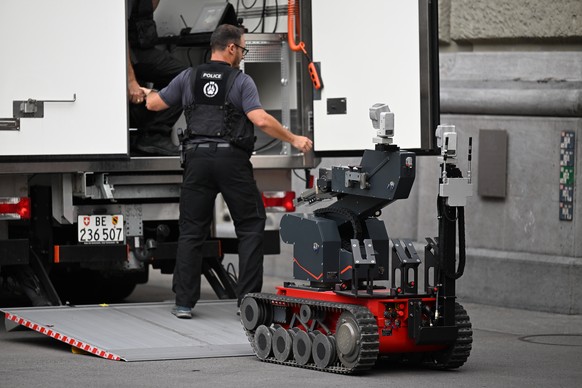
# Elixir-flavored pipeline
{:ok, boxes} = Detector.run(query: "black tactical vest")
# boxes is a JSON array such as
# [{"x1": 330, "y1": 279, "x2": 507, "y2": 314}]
[
  {"x1": 128, "y1": 0, "x2": 158, "y2": 49},
  {"x1": 184, "y1": 62, "x2": 256, "y2": 154}
]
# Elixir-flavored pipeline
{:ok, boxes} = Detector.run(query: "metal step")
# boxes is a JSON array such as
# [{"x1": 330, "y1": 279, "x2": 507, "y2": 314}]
[{"x1": 1, "y1": 300, "x2": 251, "y2": 361}]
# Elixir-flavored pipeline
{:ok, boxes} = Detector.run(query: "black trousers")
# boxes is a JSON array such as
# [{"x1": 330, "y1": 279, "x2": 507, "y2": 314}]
[
  {"x1": 129, "y1": 47, "x2": 187, "y2": 135},
  {"x1": 173, "y1": 144, "x2": 266, "y2": 308}
]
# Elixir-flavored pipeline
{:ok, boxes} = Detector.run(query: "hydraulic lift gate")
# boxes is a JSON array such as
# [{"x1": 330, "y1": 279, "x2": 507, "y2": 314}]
[{"x1": 1, "y1": 300, "x2": 252, "y2": 361}]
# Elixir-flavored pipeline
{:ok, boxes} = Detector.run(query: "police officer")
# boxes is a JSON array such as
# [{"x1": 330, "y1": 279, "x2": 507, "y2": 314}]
[
  {"x1": 141, "y1": 24, "x2": 313, "y2": 319},
  {"x1": 127, "y1": 0, "x2": 187, "y2": 155}
]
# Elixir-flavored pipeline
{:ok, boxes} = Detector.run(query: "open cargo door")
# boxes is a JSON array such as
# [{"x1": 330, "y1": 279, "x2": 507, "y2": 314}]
[
  {"x1": 0, "y1": 0, "x2": 128, "y2": 159},
  {"x1": 307, "y1": 0, "x2": 439, "y2": 154}
]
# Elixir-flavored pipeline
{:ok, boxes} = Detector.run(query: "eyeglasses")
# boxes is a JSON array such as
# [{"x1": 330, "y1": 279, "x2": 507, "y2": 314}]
[{"x1": 233, "y1": 43, "x2": 249, "y2": 56}]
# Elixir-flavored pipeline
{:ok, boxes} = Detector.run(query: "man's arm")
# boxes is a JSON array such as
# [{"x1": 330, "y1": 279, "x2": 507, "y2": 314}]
[
  {"x1": 247, "y1": 108, "x2": 313, "y2": 153},
  {"x1": 141, "y1": 68, "x2": 188, "y2": 111},
  {"x1": 126, "y1": 1, "x2": 159, "y2": 104},
  {"x1": 141, "y1": 88, "x2": 170, "y2": 111},
  {"x1": 127, "y1": 47, "x2": 145, "y2": 104}
]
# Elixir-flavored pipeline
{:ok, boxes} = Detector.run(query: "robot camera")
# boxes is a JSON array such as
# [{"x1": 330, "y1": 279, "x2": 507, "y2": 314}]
[{"x1": 369, "y1": 103, "x2": 394, "y2": 144}]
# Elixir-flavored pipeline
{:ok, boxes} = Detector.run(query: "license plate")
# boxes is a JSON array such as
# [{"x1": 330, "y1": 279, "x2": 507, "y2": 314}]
[{"x1": 78, "y1": 215, "x2": 124, "y2": 244}]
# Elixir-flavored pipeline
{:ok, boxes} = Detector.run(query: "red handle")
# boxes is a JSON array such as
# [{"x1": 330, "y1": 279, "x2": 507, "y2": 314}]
[{"x1": 308, "y1": 63, "x2": 322, "y2": 90}]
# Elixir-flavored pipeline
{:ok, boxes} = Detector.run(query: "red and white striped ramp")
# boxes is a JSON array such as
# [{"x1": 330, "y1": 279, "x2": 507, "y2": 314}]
[{"x1": 1, "y1": 300, "x2": 252, "y2": 361}]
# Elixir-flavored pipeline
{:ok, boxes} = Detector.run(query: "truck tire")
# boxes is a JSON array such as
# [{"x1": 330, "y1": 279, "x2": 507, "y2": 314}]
[{"x1": 50, "y1": 268, "x2": 140, "y2": 304}]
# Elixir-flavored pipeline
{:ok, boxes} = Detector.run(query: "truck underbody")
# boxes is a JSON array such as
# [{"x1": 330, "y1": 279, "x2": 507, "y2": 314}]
[{"x1": 0, "y1": 155, "x2": 301, "y2": 306}]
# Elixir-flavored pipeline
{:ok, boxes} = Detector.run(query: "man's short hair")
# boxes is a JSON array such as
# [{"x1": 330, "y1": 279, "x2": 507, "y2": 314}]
[{"x1": 210, "y1": 24, "x2": 244, "y2": 51}]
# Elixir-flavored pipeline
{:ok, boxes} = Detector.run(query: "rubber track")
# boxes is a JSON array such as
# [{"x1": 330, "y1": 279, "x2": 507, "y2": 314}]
[
  {"x1": 242, "y1": 292, "x2": 380, "y2": 374},
  {"x1": 432, "y1": 302, "x2": 473, "y2": 369}
]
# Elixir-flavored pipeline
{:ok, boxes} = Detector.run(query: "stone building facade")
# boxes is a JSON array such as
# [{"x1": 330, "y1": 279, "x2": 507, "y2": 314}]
[{"x1": 430, "y1": 0, "x2": 582, "y2": 313}]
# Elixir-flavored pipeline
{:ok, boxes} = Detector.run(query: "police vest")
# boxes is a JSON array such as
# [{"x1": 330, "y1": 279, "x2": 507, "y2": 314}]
[
  {"x1": 184, "y1": 62, "x2": 255, "y2": 153},
  {"x1": 128, "y1": 0, "x2": 158, "y2": 49}
]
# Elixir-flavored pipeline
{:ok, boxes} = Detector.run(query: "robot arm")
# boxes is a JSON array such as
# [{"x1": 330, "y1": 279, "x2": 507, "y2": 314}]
[{"x1": 296, "y1": 104, "x2": 415, "y2": 216}]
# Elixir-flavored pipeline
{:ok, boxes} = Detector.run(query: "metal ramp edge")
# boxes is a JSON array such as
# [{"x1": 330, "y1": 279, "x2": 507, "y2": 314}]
[
  {"x1": 5, "y1": 310, "x2": 123, "y2": 360},
  {"x1": 1, "y1": 300, "x2": 253, "y2": 361}
]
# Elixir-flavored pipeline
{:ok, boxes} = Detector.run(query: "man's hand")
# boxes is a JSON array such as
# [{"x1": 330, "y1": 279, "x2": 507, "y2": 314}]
[
  {"x1": 291, "y1": 135, "x2": 313, "y2": 153},
  {"x1": 127, "y1": 46, "x2": 144, "y2": 104},
  {"x1": 140, "y1": 87, "x2": 170, "y2": 111},
  {"x1": 128, "y1": 79, "x2": 145, "y2": 104},
  {"x1": 247, "y1": 109, "x2": 313, "y2": 153}
]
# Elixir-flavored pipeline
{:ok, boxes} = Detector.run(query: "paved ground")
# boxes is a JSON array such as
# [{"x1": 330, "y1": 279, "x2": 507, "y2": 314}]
[{"x1": 1, "y1": 271, "x2": 581, "y2": 387}]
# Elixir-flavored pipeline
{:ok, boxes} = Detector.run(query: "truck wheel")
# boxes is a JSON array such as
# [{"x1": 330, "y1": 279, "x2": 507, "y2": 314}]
[
  {"x1": 50, "y1": 268, "x2": 139, "y2": 304},
  {"x1": 100, "y1": 277, "x2": 137, "y2": 302},
  {"x1": 6, "y1": 265, "x2": 53, "y2": 306}
]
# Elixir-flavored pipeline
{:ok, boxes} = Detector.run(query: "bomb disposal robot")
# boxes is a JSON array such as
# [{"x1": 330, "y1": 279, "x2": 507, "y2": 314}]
[{"x1": 241, "y1": 104, "x2": 473, "y2": 373}]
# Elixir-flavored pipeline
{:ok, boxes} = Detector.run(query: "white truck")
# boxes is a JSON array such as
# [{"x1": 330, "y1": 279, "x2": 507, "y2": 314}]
[{"x1": 0, "y1": 0, "x2": 438, "y2": 306}]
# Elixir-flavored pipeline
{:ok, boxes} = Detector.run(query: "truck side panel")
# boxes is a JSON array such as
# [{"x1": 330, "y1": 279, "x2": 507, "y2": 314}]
[{"x1": 0, "y1": 0, "x2": 127, "y2": 158}]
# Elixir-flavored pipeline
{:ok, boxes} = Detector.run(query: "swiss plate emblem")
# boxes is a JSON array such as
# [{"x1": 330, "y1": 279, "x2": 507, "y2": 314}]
[
  {"x1": 83, "y1": 216, "x2": 90, "y2": 226},
  {"x1": 112, "y1": 216, "x2": 118, "y2": 226}
]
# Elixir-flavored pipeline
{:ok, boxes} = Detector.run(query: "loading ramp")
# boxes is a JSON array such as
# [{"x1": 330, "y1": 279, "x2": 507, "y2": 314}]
[{"x1": 1, "y1": 300, "x2": 252, "y2": 361}]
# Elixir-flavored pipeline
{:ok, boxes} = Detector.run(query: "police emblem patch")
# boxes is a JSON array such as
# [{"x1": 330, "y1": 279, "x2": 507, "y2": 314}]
[{"x1": 203, "y1": 81, "x2": 219, "y2": 98}]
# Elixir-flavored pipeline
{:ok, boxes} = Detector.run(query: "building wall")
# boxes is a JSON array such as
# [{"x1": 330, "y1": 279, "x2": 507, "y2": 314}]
[
  {"x1": 433, "y1": 0, "x2": 582, "y2": 313},
  {"x1": 445, "y1": 0, "x2": 582, "y2": 43}
]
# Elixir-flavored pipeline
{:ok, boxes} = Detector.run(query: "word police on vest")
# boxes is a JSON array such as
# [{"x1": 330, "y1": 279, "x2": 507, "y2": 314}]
[{"x1": 202, "y1": 72, "x2": 223, "y2": 80}]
